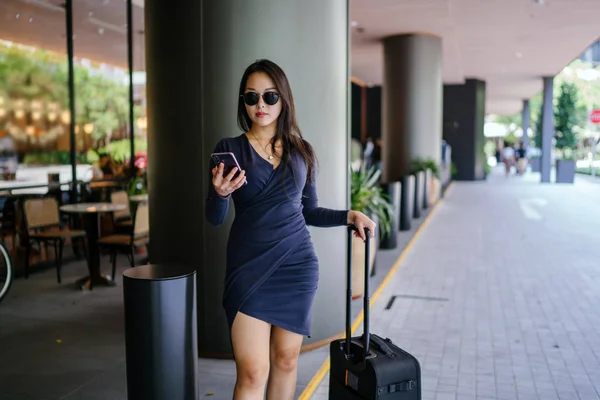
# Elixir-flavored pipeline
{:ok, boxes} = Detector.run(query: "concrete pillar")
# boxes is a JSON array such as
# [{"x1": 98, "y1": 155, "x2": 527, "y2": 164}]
[
  {"x1": 443, "y1": 79, "x2": 487, "y2": 181},
  {"x1": 144, "y1": 0, "x2": 349, "y2": 357},
  {"x1": 382, "y1": 34, "x2": 443, "y2": 182},
  {"x1": 351, "y1": 81, "x2": 363, "y2": 142},
  {"x1": 522, "y1": 99, "x2": 530, "y2": 147},
  {"x1": 366, "y1": 86, "x2": 382, "y2": 140},
  {"x1": 540, "y1": 76, "x2": 554, "y2": 183}
]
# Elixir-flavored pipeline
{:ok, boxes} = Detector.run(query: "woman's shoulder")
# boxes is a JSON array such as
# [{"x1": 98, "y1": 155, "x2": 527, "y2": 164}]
[{"x1": 212, "y1": 134, "x2": 246, "y2": 152}]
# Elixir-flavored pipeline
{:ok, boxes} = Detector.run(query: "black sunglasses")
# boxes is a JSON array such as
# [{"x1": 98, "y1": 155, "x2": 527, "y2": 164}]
[{"x1": 241, "y1": 92, "x2": 280, "y2": 106}]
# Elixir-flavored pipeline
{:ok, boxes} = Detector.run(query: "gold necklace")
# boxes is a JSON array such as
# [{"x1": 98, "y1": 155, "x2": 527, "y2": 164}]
[{"x1": 250, "y1": 132, "x2": 280, "y2": 161}]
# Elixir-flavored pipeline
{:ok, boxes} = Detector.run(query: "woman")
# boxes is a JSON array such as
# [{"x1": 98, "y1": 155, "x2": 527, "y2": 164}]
[{"x1": 205, "y1": 59, "x2": 375, "y2": 399}]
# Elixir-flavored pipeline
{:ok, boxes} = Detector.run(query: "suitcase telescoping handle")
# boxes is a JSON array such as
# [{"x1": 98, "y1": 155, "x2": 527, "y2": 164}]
[{"x1": 346, "y1": 224, "x2": 371, "y2": 360}]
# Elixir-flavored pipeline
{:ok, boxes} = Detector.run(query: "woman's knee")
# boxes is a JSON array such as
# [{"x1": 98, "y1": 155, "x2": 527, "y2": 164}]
[
  {"x1": 236, "y1": 359, "x2": 270, "y2": 389},
  {"x1": 270, "y1": 326, "x2": 303, "y2": 373},
  {"x1": 271, "y1": 346, "x2": 300, "y2": 373}
]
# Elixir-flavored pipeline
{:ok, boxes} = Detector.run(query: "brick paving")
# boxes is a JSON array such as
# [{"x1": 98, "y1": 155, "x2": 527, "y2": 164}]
[{"x1": 311, "y1": 168, "x2": 600, "y2": 400}]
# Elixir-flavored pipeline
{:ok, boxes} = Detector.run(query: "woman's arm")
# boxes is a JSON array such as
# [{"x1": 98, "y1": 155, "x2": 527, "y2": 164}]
[
  {"x1": 300, "y1": 156, "x2": 376, "y2": 241},
  {"x1": 301, "y1": 168, "x2": 348, "y2": 227}
]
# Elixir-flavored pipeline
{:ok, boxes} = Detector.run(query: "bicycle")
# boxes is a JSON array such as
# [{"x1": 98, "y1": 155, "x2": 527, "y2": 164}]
[{"x1": 0, "y1": 241, "x2": 14, "y2": 304}]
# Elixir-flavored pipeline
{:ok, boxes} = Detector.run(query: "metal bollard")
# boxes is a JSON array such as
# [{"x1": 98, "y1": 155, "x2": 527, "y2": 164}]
[
  {"x1": 400, "y1": 175, "x2": 415, "y2": 231},
  {"x1": 423, "y1": 169, "x2": 431, "y2": 209},
  {"x1": 123, "y1": 264, "x2": 198, "y2": 400},
  {"x1": 413, "y1": 171, "x2": 425, "y2": 219},
  {"x1": 379, "y1": 181, "x2": 401, "y2": 250}
]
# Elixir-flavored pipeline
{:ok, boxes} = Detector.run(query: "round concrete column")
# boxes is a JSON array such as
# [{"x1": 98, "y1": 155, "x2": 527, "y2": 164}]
[
  {"x1": 382, "y1": 34, "x2": 443, "y2": 182},
  {"x1": 145, "y1": 0, "x2": 349, "y2": 356}
]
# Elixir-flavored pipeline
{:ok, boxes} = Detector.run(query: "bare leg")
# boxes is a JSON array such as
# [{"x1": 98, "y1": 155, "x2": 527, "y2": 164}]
[
  {"x1": 231, "y1": 312, "x2": 271, "y2": 400},
  {"x1": 266, "y1": 326, "x2": 303, "y2": 400}
]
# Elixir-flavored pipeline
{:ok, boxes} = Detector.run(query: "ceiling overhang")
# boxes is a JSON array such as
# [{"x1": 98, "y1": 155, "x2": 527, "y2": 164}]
[{"x1": 350, "y1": 0, "x2": 600, "y2": 115}]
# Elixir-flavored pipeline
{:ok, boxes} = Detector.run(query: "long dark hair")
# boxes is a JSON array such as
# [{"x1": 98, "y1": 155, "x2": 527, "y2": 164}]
[{"x1": 237, "y1": 59, "x2": 316, "y2": 183}]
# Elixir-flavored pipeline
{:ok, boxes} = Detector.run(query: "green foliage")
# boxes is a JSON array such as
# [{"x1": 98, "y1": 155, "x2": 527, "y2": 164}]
[
  {"x1": 554, "y1": 81, "x2": 581, "y2": 150},
  {"x1": 530, "y1": 62, "x2": 597, "y2": 151},
  {"x1": 106, "y1": 139, "x2": 147, "y2": 164},
  {"x1": 350, "y1": 138, "x2": 363, "y2": 163},
  {"x1": 423, "y1": 159, "x2": 440, "y2": 180},
  {"x1": 558, "y1": 147, "x2": 577, "y2": 160},
  {"x1": 85, "y1": 149, "x2": 100, "y2": 164},
  {"x1": 504, "y1": 132, "x2": 518, "y2": 144},
  {"x1": 22, "y1": 150, "x2": 71, "y2": 165},
  {"x1": 484, "y1": 162, "x2": 491, "y2": 175},
  {"x1": 0, "y1": 44, "x2": 140, "y2": 142},
  {"x1": 0, "y1": 47, "x2": 67, "y2": 102},
  {"x1": 350, "y1": 165, "x2": 394, "y2": 240},
  {"x1": 411, "y1": 157, "x2": 440, "y2": 179},
  {"x1": 494, "y1": 113, "x2": 521, "y2": 127},
  {"x1": 74, "y1": 68, "x2": 133, "y2": 140},
  {"x1": 527, "y1": 91, "x2": 544, "y2": 149},
  {"x1": 410, "y1": 159, "x2": 426, "y2": 173},
  {"x1": 557, "y1": 60, "x2": 600, "y2": 110},
  {"x1": 576, "y1": 167, "x2": 600, "y2": 177},
  {"x1": 127, "y1": 176, "x2": 147, "y2": 196},
  {"x1": 484, "y1": 140, "x2": 496, "y2": 158},
  {"x1": 450, "y1": 162, "x2": 458, "y2": 177},
  {"x1": 533, "y1": 100, "x2": 543, "y2": 149}
]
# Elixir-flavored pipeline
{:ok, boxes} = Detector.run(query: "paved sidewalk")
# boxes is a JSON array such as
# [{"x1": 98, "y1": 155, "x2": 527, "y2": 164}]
[
  {"x1": 3, "y1": 167, "x2": 599, "y2": 400},
  {"x1": 311, "y1": 168, "x2": 600, "y2": 400}
]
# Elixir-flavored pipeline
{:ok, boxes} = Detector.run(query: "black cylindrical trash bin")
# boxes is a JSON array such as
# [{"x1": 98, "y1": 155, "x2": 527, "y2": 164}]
[
  {"x1": 380, "y1": 181, "x2": 401, "y2": 249},
  {"x1": 423, "y1": 169, "x2": 431, "y2": 210},
  {"x1": 400, "y1": 175, "x2": 415, "y2": 231},
  {"x1": 413, "y1": 171, "x2": 424, "y2": 219},
  {"x1": 123, "y1": 264, "x2": 198, "y2": 400}
]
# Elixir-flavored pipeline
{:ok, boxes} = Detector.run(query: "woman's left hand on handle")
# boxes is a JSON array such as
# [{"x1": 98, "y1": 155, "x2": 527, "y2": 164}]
[{"x1": 347, "y1": 210, "x2": 376, "y2": 241}]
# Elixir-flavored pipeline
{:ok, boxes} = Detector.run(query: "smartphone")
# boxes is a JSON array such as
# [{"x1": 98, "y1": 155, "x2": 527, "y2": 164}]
[{"x1": 211, "y1": 152, "x2": 247, "y2": 184}]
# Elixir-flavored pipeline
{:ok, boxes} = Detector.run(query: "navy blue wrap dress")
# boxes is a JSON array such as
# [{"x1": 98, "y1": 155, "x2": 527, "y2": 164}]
[{"x1": 205, "y1": 134, "x2": 348, "y2": 336}]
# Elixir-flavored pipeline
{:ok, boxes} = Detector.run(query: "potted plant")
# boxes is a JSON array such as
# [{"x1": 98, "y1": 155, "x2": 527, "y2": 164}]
[
  {"x1": 555, "y1": 148, "x2": 576, "y2": 183},
  {"x1": 529, "y1": 155, "x2": 541, "y2": 172},
  {"x1": 350, "y1": 165, "x2": 394, "y2": 298},
  {"x1": 554, "y1": 82, "x2": 579, "y2": 183},
  {"x1": 409, "y1": 159, "x2": 426, "y2": 218},
  {"x1": 422, "y1": 158, "x2": 441, "y2": 207}
]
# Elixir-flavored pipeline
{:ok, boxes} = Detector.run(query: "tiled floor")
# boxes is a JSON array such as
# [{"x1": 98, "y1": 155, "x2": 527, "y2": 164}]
[{"x1": 311, "y1": 168, "x2": 600, "y2": 400}]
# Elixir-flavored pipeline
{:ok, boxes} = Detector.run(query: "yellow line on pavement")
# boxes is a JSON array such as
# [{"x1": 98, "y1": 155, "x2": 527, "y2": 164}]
[{"x1": 298, "y1": 182, "x2": 454, "y2": 400}]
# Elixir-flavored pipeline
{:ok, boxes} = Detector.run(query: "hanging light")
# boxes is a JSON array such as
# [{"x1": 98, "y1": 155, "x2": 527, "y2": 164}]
[
  {"x1": 136, "y1": 116, "x2": 147, "y2": 130},
  {"x1": 60, "y1": 110, "x2": 71, "y2": 124}
]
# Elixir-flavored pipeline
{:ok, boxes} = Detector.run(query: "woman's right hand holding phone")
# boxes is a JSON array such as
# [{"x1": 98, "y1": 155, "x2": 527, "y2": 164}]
[{"x1": 212, "y1": 163, "x2": 247, "y2": 198}]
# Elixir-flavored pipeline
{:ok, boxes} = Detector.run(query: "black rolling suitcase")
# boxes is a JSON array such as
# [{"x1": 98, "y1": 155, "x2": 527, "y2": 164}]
[{"x1": 329, "y1": 225, "x2": 422, "y2": 399}]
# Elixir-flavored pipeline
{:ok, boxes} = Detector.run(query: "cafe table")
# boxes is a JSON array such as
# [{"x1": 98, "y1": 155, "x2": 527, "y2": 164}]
[{"x1": 60, "y1": 202, "x2": 126, "y2": 290}]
